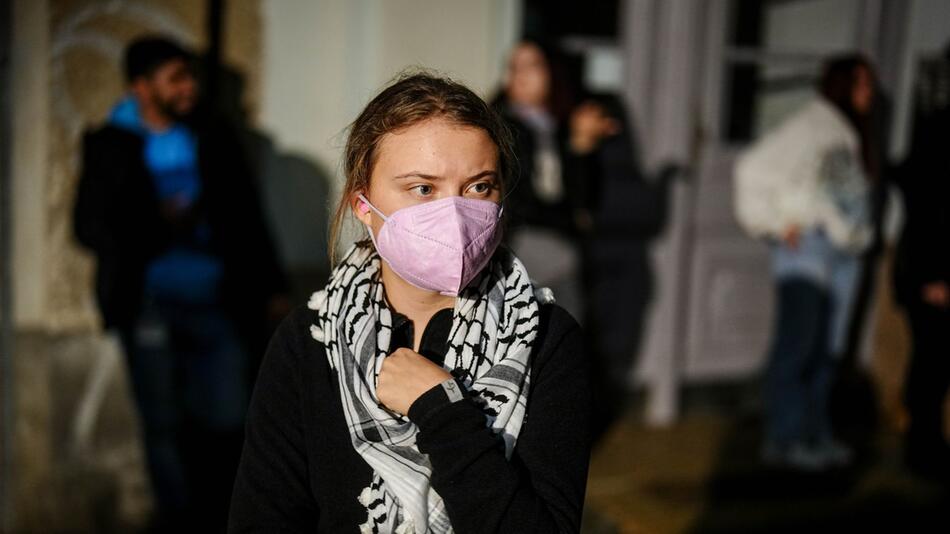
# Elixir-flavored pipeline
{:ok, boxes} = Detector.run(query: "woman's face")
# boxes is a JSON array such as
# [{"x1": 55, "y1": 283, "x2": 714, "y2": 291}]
[
  {"x1": 851, "y1": 65, "x2": 874, "y2": 116},
  {"x1": 354, "y1": 117, "x2": 501, "y2": 237},
  {"x1": 505, "y1": 43, "x2": 550, "y2": 108}
]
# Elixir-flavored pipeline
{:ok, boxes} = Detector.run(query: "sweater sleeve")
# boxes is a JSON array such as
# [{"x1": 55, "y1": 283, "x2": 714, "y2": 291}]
[
  {"x1": 897, "y1": 111, "x2": 950, "y2": 286},
  {"x1": 408, "y1": 306, "x2": 591, "y2": 533},
  {"x1": 229, "y1": 313, "x2": 319, "y2": 533},
  {"x1": 73, "y1": 131, "x2": 117, "y2": 255},
  {"x1": 73, "y1": 128, "x2": 173, "y2": 259},
  {"x1": 733, "y1": 140, "x2": 787, "y2": 241}
]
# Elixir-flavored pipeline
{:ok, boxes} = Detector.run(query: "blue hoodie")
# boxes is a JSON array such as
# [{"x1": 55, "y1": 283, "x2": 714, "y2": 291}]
[{"x1": 109, "y1": 96, "x2": 222, "y2": 305}]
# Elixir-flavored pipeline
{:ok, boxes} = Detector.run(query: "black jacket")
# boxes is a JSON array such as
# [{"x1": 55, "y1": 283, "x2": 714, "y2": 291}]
[
  {"x1": 228, "y1": 303, "x2": 591, "y2": 533},
  {"x1": 496, "y1": 98, "x2": 666, "y2": 243},
  {"x1": 894, "y1": 107, "x2": 950, "y2": 305},
  {"x1": 73, "y1": 115, "x2": 287, "y2": 329},
  {"x1": 495, "y1": 105, "x2": 590, "y2": 238}
]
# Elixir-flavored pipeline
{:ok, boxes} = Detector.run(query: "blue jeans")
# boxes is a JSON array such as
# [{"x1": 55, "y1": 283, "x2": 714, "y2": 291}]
[
  {"x1": 118, "y1": 298, "x2": 248, "y2": 525},
  {"x1": 765, "y1": 231, "x2": 861, "y2": 446},
  {"x1": 764, "y1": 278, "x2": 836, "y2": 446},
  {"x1": 772, "y1": 230, "x2": 861, "y2": 356}
]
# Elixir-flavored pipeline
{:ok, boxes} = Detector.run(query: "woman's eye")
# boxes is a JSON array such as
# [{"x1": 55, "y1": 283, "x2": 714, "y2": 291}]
[
  {"x1": 412, "y1": 184, "x2": 433, "y2": 196},
  {"x1": 469, "y1": 182, "x2": 491, "y2": 195}
]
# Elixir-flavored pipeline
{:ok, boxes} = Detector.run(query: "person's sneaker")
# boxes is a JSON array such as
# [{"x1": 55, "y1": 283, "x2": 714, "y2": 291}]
[
  {"x1": 760, "y1": 440, "x2": 830, "y2": 471},
  {"x1": 785, "y1": 442, "x2": 831, "y2": 472},
  {"x1": 816, "y1": 438, "x2": 853, "y2": 467}
]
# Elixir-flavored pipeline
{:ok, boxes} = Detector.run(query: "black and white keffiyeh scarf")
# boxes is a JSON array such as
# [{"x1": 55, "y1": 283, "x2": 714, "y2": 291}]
[{"x1": 308, "y1": 243, "x2": 547, "y2": 534}]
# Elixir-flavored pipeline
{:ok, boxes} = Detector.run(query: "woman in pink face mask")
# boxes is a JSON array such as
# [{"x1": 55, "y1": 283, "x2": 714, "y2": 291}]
[{"x1": 230, "y1": 73, "x2": 591, "y2": 533}]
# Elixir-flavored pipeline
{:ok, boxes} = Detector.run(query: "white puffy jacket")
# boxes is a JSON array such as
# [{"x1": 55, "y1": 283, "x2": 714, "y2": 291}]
[{"x1": 733, "y1": 97, "x2": 872, "y2": 253}]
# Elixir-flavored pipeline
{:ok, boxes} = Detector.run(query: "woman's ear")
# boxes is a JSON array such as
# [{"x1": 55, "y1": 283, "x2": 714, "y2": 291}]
[{"x1": 351, "y1": 192, "x2": 372, "y2": 226}]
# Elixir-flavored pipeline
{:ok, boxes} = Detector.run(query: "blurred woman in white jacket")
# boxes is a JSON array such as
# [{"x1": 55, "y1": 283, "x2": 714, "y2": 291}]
[{"x1": 734, "y1": 55, "x2": 877, "y2": 471}]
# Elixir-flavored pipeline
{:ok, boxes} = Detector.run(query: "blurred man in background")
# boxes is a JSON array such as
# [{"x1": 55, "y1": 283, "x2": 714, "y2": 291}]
[{"x1": 73, "y1": 36, "x2": 288, "y2": 532}]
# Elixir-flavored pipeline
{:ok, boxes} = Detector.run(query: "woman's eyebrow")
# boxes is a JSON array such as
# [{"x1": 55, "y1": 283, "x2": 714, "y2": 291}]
[
  {"x1": 393, "y1": 170, "x2": 498, "y2": 181},
  {"x1": 467, "y1": 170, "x2": 498, "y2": 181},
  {"x1": 393, "y1": 172, "x2": 442, "y2": 181}
]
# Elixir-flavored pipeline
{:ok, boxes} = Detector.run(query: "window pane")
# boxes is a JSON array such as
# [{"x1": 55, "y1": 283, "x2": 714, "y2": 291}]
[
  {"x1": 763, "y1": 0, "x2": 859, "y2": 53},
  {"x1": 723, "y1": 0, "x2": 860, "y2": 141}
]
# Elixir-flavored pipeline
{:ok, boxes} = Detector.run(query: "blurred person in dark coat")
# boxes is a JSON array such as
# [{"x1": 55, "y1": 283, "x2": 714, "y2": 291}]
[
  {"x1": 573, "y1": 93, "x2": 673, "y2": 442},
  {"x1": 894, "y1": 44, "x2": 950, "y2": 482},
  {"x1": 73, "y1": 36, "x2": 289, "y2": 532},
  {"x1": 491, "y1": 39, "x2": 618, "y2": 322},
  {"x1": 493, "y1": 40, "x2": 664, "y2": 441}
]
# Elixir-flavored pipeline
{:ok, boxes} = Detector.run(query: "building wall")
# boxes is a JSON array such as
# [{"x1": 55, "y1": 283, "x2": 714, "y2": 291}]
[{"x1": 11, "y1": 0, "x2": 51, "y2": 330}]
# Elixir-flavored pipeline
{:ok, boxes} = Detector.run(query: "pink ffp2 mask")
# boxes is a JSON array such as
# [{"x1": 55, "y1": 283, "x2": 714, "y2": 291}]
[{"x1": 358, "y1": 194, "x2": 504, "y2": 296}]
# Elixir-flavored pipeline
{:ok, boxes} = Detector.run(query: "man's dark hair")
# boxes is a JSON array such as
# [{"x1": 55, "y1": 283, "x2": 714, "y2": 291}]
[{"x1": 124, "y1": 36, "x2": 193, "y2": 83}]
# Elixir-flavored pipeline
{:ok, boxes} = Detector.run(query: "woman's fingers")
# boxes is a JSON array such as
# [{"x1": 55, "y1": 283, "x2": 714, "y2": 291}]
[{"x1": 377, "y1": 348, "x2": 452, "y2": 415}]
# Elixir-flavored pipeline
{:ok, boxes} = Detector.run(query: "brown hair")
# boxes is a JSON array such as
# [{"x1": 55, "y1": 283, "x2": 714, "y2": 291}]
[
  {"x1": 819, "y1": 54, "x2": 880, "y2": 179},
  {"x1": 329, "y1": 71, "x2": 517, "y2": 264},
  {"x1": 491, "y1": 38, "x2": 579, "y2": 124}
]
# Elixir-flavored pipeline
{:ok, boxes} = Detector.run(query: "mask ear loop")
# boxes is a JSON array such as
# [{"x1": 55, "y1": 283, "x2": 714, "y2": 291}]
[
  {"x1": 497, "y1": 165, "x2": 522, "y2": 218},
  {"x1": 496, "y1": 189, "x2": 510, "y2": 219},
  {"x1": 356, "y1": 194, "x2": 387, "y2": 269},
  {"x1": 357, "y1": 193, "x2": 389, "y2": 221}
]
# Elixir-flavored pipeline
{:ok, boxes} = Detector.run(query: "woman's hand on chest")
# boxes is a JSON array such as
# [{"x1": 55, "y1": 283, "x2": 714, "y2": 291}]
[{"x1": 377, "y1": 348, "x2": 452, "y2": 415}]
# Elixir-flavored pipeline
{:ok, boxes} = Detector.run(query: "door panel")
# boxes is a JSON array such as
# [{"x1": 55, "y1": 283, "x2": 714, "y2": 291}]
[{"x1": 684, "y1": 149, "x2": 773, "y2": 380}]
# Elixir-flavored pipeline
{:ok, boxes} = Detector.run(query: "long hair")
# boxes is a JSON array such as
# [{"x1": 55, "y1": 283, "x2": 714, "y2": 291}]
[
  {"x1": 328, "y1": 71, "x2": 516, "y2": 265},
  {"x1": 819, "y1": 54, "x2": 880, "y2": 180},
  {"x1": 491, "y1": 38, "x2": 578, "y2": 124}
]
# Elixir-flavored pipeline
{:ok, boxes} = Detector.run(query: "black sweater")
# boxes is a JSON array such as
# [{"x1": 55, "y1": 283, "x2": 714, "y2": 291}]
[
  {"x1": 229, "y1": 302, "x2": 591, "y2": 533},
  {"x1": 894, "y1": 107, "x2": 950, "y2": 304}
]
